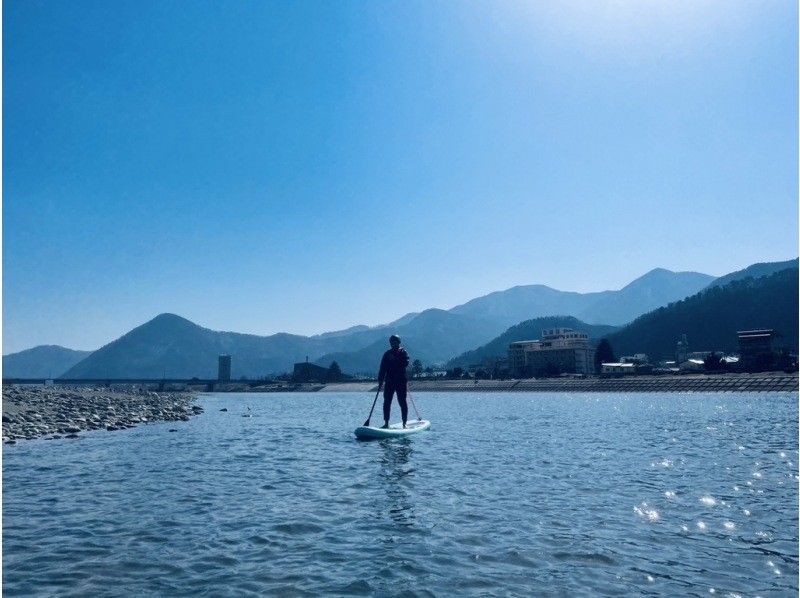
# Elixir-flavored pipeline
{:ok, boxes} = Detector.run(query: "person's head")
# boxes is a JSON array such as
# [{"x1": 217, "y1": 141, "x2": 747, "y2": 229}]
[{"x1": 389, "y1": 334, "x2": 401, "y2": 349}]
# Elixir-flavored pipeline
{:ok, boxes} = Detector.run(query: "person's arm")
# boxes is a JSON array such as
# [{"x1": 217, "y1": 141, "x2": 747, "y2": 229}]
[
  {"x1": 401, "y1": 349, "x2": 410, "y2": 368},
  {"x1": 377, "y1": 352, "x2": 387, "y2": 386}
]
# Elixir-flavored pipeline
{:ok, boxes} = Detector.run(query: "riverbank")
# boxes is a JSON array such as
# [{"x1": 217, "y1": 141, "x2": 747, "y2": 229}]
[
  {"x1": 172, "y1": 372, "x2": 797, "y2": 393},
  {"x1": 315, "y1": 372, "x2": 798, "y2": 393},
  {"x1": 2, "y1": 386, "x2": 201, "y2": 444}
]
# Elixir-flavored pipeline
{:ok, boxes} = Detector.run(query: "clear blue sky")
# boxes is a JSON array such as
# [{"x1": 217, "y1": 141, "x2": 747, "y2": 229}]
[{"x1": 3, "y1": 1, "x2": 797, "y2": 353}]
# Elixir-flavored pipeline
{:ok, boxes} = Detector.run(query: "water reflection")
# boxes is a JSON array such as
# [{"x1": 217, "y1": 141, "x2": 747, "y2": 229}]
[
  {"x1": 3, "y1": 392, "x2": 797, "y2": 596},
  {"x1": 378, "y1": 439, "x2": 416, "y2": 528}
]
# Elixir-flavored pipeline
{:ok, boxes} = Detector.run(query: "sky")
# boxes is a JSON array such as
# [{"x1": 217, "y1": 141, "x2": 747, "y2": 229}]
[{"x1": 3, "y1": 0, "x2": 798, "y2": 354}]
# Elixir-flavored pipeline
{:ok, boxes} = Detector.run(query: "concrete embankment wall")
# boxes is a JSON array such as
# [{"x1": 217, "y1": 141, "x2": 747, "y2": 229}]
[
  {"x1": 23, "y1": 374, "x2": 792, "y2": 393},
  {"x1": 319, "y1": 374, "x2": 798, "y2": 393}
]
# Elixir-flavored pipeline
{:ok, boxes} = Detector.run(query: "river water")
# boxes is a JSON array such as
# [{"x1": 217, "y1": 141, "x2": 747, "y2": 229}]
[{"x1": 3, "y1": 392, "x2": 798, "y2": 596}]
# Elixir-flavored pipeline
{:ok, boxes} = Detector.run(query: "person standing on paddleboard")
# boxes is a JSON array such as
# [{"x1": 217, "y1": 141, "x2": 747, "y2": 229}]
[{"x1": 377, "y1": 335, "x2": 410, "y2": 428}]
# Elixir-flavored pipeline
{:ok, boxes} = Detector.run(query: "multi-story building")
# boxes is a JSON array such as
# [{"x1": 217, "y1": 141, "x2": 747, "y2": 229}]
[
  {"x1": 737, "y1": 329, "x2": 778, "y2": 371},
  {"x1": 218, "y1": 354, "x2": 232, "y2": 381},
  {"x1": 508, "y1": 328, "x2": 596, "y2": 377},
  {"x1": 508, "y1": 340, "x2": 540, "y2": 376}
]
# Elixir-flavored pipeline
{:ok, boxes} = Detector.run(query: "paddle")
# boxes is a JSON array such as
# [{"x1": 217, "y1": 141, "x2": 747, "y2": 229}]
[
  {"x1": 406, "y1": 382, "x2": 423, "y2": 422},
  {"x1": 363, "y1": 382, "x2": 382, "y2": 427}
]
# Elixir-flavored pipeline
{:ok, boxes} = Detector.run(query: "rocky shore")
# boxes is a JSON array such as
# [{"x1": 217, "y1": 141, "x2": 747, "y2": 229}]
[{"x1": 2, "y1": 385, "x2": 202, "y2": 444}]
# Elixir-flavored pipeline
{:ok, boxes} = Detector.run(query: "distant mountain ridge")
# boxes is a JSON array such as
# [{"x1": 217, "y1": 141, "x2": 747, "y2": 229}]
[
  {"x1": 605, "y1": 266, "x2": 798, "y2": 360},
  {"x1": 3, "y1": 345, "x2": 91, "y2": 378},
  {"x1": 7, "y1": 259, "x2": 793, "y2": 379},
  {"x1": 447, "y1": 264, "x2": 798, "y2": 369},
  {"x1": 576, "y1": 268, "x2": 714, "y2": 325},
  {"x1": 449, "y1": 268, "x2": 714, "y2": 328},
  {"x1": 446, "y1": 317, "x2": 619, "y2": 369},
  {"x1": 61, "y1": 309, "x2": 500, "y2": 379},
  {"x1": 312, "y1": 309, "x2": 500, "y2": 374},
  {"x1": 705, "y1": 258, "x2": 797, "y2": 290},
  {"x1": 313, "y1": 267, "x2": 715, "y2": 371}
]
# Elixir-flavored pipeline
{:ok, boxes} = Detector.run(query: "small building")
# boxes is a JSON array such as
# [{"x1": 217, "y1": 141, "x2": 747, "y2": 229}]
[
  {"x1": 737, "y1": 329, "x2": 779, "y2": 371},
  {"x1": 218, "y1": 354, "x2": 232, "y2": 382},
  {"x1": 601, "y1": 362, "x2": 636, "y2": 375},
  {"x1": 292, "y1": 361, "x2": 330, "y2": 383},
  {"x1": 620, "y1": 353, "x2": 649, "y2": 365},
  {"x1": 679, "y1": 358, "x2": 706, "y2": 372}
]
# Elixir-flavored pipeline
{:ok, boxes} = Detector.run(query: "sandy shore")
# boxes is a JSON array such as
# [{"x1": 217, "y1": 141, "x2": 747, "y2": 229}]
[{"x1": 2, "y1": 385, "x2": 202, "y2": 444}]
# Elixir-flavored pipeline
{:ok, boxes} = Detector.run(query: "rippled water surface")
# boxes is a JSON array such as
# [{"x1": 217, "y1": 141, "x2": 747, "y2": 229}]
[{"x1": 4, "y1": 392, "x2": 798, "y2": 596}]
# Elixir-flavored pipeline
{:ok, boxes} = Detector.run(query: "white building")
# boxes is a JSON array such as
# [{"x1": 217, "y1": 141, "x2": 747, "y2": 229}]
[{"x1": 509, "y1": 328, "x2": 595, "y2": 376}]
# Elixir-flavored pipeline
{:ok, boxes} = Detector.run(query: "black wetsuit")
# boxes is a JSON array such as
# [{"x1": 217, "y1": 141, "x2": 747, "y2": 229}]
[{"x1": 378, "y1": 347, "x2": 410, "y2": 424}]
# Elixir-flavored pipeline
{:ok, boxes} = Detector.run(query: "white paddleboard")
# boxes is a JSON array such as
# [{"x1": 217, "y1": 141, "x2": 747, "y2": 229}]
[{"x1": 354, "y1": 419, "x2": 431, "y2": 440}]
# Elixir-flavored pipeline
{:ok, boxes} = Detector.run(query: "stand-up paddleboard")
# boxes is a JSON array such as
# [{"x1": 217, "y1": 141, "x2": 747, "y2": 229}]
[{"x1": 354, "y1": 419, "x2": 430, "y2": 440}]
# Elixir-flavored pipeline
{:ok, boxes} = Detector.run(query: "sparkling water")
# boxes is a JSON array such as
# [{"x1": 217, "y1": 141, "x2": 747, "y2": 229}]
[{"x1": 4, "y1": 392, "x2": 798, "y2": 596}]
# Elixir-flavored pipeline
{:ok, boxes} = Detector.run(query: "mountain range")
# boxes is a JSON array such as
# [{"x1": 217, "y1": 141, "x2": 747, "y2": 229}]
[
  {"x1": 606, "y1": 266, "x2": 798, "y2": 359},
  {"x1": 446, "y1": 317, "x2": 619, "y2": 369},
  {"x1": 3, "y1": 259, "x2": 795, "y2": 378},
  {"x1": 60, "y1": 308, "x2": 500, "y2": 379},
  {"x1": 444, "y1": 265, "x2": 799, "y2": 368},
  {"x1": 448, "y1": 268, "x2": 714, "y2": 329}
]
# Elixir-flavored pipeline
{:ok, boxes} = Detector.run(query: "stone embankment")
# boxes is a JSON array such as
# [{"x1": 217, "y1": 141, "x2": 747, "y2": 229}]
[
  {"x1": 2, "y1": 385, "x2": 201, "y2": 444},
  {"x1": 315, "y1": 373, "x2": 799, "y2": 393}
]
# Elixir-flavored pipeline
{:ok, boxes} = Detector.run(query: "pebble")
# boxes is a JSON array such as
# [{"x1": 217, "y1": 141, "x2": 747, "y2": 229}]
[{"x1": 3, "y1": 386, "x2": 201, "y2": 443}]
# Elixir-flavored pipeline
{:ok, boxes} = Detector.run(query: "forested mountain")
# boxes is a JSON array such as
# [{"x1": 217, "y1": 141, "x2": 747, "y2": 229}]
[
  {"x1": 705, "y1": 258, "x2": 797, "y2": 290},
  {"x1": 575, "y1": 268, "x2": 715, "y2": 325},
  {"x1": 61, "y1": 309, "x2": 499, "y2": 379},
  {"x1": 3, "y1": 346, "x2": 91, "y2": 378},
  {"x1": 62, "y1": 314, "x2": 316, "y2": 379},
  {"x1": 13, "y1": 259, "x2": 795, "y2": 378},
  {"x1": 313, "y1": 309, "x2": 501, "y2": 374},
  {"x1": 446, "y1": 316, "x2": 619, "y2": 368},
  {"x1": 605, "y1": 267, "x2": 798, "y2": 360}
]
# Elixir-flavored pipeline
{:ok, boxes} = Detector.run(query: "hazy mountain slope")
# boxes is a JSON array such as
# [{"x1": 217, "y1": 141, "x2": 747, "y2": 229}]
[
  {"x1": 3, "y1": 345, "x2": 92, "y2": 378},
  {"x1": 49, "y1": 260, "x2": 793, "y2": 378},
  {"x1": 449, "y1": 285, "x2": 609, "y2": 329},
  {"x1": 312, "y1": 325, "x2": 370, "y2": 339},
  {"x1": 576, "y1": 268, "x2": 715, "y2": 325},
  {"x1": 605, "y1": 267, "x2": 798, "y2": 360},
  {"x1": 705, "y1": 258, "x2": 798, "y2": 290},
  {"x1": 62, "y1": 309, "x2": 502, "y2": 379},
  {"x1": 446, "y1": 316, "x2": 619, "y2": 369},
  {"x1": 62, "y1": 314, "x2": 321, "y2": 379},
  {"x1": 314, "y1": 309, "x2": 501, "y2": 374},
  {"x1": 449, "y1": 268, "x2": 713, "y2": 329}
]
